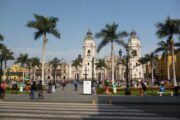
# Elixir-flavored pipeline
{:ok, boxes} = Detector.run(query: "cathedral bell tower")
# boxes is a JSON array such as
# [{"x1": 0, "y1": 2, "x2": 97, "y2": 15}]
[
  {"x1": 128, "y1": 31, "x2": 144, "y2": 81},
  {"x1": 82, "y1": 30, "x2": 96, "y2": 80}
]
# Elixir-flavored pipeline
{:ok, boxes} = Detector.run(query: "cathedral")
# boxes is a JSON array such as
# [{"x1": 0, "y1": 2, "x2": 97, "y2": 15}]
[
  {"x1": 69, "y1": 30, "x2": 144, "y2": 82},
  {"x1": 32, "y1": 30, "x2": 144, "y2": 83}
]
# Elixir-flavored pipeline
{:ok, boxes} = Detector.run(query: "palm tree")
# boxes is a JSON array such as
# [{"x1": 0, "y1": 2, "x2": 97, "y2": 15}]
[
  {"x1": 27, "y1": 14, "x2": 60, "y2": 84},
  {"x1": 29, "y1": 57, "x2": 41, "y2": 81},
  {"x1": 95, "y1": 23, "x2": 128, "y2": 93},
  {"x1": 3, "y1": 48, "x2": 14, "y2": 81},
  {"x1": 15, "y1": 53, "x2": 29, "y2": 83},
  {"x1": 96, "y1": 59, "x2": 107, "y2": 81},
  {"x1": 50, "y1": 57, "x2": 61, "y2": 83},
  {"x1": 156, "y1": 16, "x2": 180, "y2": 86},
  {"x1": 155, "y1": 40, "x2": 170, "y2": 80},
  {"x1": 138, "y1": 57, "x2": 149, "y2": 80},
  {"x1": 0, "y1": 34, "x2": 3, "y2": 41},
  {"x1": 174, "y1": 39, "x2": 180, "y2": 52},
  {"x1": 72, "y1": 58, "x2": 82, "y2": 80},
  {"x1": 0, "y1": 34, "x2": 5, "y2": 49},
  {"x1": 139, "y1": 52, "x2": 158, "y2": 85},
  {"x1": 0, "y1": 46, "x2": 8, "y2": 81}
]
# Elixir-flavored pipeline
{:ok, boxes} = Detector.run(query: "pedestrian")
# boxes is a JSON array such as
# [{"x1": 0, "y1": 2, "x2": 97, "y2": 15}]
[
  {"x1": 11, "y1": 82, "x2": 18, "y2": 94},
  {"x1": 74, "y1": 80, "x2": 78, "y2": 91},
  {"x1": 160, "y1": 84, "x2": 165, "y2": 92},
  {"x1": 47, "y1": 81, "x2": 52, "y2": 93},
  {"x1": 0, "y1": 82, "x2": 3, "y2": 98},
  {"x1": 52, "y1": 83, "x2": 56, "y2": 93},
  {"x1": 141, "y1": 80, "x2": 147, "y2": 96},
  {"x1": 92, "y1": 85, "x2": 96, "y2": 95},
  {"x1": 0, "y1": 81, "x2": 7, "y2": 99},
  {"x1": 30, "y1": 81, "x2": 37, "y2": 100},
  {"x1": 37, "y1": 80, "x2": 44, "y2": 99},
  {"x1": 62, "y1": 80, "x2": 66, "y2": 90}
]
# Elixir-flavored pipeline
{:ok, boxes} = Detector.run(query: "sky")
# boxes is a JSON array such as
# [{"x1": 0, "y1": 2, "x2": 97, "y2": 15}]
[{"x1": 0, "y1": 0, "x2": 180, "y2": 66}]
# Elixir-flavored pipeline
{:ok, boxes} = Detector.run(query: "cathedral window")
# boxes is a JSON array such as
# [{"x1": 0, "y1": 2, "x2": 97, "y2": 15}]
[{"x1": 87, "y1": 50, "x2": 91, "y2": 56}]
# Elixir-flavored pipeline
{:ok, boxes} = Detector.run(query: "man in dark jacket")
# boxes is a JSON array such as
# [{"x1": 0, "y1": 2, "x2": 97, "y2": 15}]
[
  {"x1": 141, "y1": 80, "x2": 147, "y2": 96},
  {"x1": 30, "y1": 81, "x2": 37, "y2": 99},
  {"x1": 37, "y1": 80, "x2": 43, "y2": 99}
]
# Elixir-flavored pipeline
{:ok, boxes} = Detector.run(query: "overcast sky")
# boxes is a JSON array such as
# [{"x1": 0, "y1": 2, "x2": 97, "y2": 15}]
[{"x1": 0, "y1": 0, "x2": 179, "y2": 66}]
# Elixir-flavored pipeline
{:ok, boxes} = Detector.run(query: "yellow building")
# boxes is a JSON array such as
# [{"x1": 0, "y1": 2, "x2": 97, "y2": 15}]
[
  {"x1": 156, "y1": 52, "x2": 179, "y2": 80},
  {"x1": 2, "y1": 64, "x2": 29, "y2": 81}
]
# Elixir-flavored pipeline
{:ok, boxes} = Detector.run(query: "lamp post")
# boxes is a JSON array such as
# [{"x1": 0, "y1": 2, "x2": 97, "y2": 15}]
[
  {"x1": 92, "y1": 57, "x2": 94, "y2": 81},
  {"x1": 125, "y1": 47, "x2": 131, "y2": 95}
]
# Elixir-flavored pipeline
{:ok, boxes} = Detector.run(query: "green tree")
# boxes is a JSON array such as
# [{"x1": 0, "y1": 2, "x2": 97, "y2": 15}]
[
  {"x1": 50, "y1": 57, "x2": 61, "y2": 83},
  {"x1": 0, "y1": 46, "x2": 7, "y2": 81},
  {"x1": 0, "y1": 34, "x2": 4, "y2": 41},
  {"x1": 95, "y1": 23, "x2": 128, "y2": 93},
  {"x1": 156, "y1": 16, "x2": 180, "y2": 86},
  {"x1": 29, "y1": 57, "x2": 41, "y2": 81},
  {"x1": 174, "y1": 39, "x2": 180, "y2": 52},
  {"x1": 3, "y1": 48, "x2": 14, "y2": 81},
  {"x1": 155, "y1": 40, "x2": 170, "y2": 80},
  {"x1": 96, "y1": 59, "x2": 107, "y2": 81},
  {"x1": 15, "y1": 53, "x2": 29, "y2": 82},
  {"x1": 27, "y1": 14, "x2": 60, "y2": 84},
  {"x1": 139, "y1": 52, "x2": 158, "y2": 85},
  {"x1": 0, "y1": 34, "x2": 5, "y2": 49}
]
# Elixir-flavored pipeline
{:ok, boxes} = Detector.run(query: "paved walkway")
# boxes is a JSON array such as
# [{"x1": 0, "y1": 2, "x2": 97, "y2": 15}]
[
  {"x1": 2, "y1": 84, "x2": 180, "y2": 104},
  {"x1": 3, "y1": 84, "x2": 95, "y2": 103}
]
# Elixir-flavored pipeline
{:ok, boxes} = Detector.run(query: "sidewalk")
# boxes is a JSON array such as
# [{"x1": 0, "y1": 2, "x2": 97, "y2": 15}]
[{"x1": 2, "y1": 84, "x2": 180, "y2": 104}]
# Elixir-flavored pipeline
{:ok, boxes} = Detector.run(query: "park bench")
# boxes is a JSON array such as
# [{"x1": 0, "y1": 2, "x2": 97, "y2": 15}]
[{"x1": 157, "y1": 92, "x2": 173, "y2": 96}]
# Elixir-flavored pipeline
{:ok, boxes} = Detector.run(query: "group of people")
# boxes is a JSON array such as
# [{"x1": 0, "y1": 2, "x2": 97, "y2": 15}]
[{"x1": 30, "y1": 80, "x2": 43, "y2": 100}]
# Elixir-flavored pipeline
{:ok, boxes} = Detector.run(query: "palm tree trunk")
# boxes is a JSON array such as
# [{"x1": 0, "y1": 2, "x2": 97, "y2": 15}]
[
  {"x1": 33, "y1": 67, "x2": 36, "y2": 81},
  {"x1": 111, "y1": 41, "x2": 115, "y2": 89},
  {"x1": 41, "y1": 33, "x2": 47, "y2": 84},
  {"x1": 151, "y1": 61, "x2": 154, "y2": 85},
  {"x1": 55, "y1": 69, "x2": 57, "y2": 83},
  {"x1": 3, "y1": 61, "x2": 7, "y2": 81},
  {"x1": 23, "y1": 69, "x2": 24, "y2": 83},
  {"x1": 167, "y1": 53, "x2": 170, "y2": 80},
  {"x1": 171, "y1": 42, "x2": 177, "y2": 86}
]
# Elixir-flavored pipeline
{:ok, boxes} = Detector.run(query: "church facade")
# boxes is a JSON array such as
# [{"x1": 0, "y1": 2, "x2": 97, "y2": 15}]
[{"x1": 32, "y1": 30, "x2": 144, "y2": 83}]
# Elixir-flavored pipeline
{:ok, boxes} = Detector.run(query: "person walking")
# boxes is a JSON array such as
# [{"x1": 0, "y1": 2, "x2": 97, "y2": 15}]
[
  {"x1": 0, "y1": 81, "x2": 7, "y2": 99},
  {"x1": 141, "y1": 80, "x2": 147, "y2": 96},
  {"x1": 74, "y1": 80, "x2": 78, "y2": 91},
  {"x1": 30, "y1": 81, "x2": 37, "y2": 100},
  {"x1": 37, "y1": 80, "x2": 44, "y2": 99}
]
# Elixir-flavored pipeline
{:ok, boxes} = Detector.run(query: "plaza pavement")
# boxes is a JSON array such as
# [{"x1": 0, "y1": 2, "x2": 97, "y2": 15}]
[{"x1": 1, "y1": 84, "x2": 180, "y2": 104}]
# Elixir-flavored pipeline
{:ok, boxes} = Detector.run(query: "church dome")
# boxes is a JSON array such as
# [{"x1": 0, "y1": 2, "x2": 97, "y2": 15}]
[
  {"x1": 128, "y1": 31, "x2": 141, "y2": 46},
  {"x1": 84, "y1": 29, "x2": 96, "y2": 46}
]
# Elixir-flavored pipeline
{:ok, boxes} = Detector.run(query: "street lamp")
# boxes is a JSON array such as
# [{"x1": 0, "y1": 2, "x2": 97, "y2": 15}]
[{"x1": 125, "y1": 47, "x2": 131, "y2": 95}]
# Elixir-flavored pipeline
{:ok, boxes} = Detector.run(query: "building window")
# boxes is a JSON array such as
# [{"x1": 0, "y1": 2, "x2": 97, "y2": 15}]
[
  {"x1": 87, "y1": 50, "x2": 91, "y2": 56},
  {"x1": 48, "y1": 76, "x2": 50, "y2": 79},
  {"x1": 88, "y1": 63, "x2": 89, "y2": 65}
]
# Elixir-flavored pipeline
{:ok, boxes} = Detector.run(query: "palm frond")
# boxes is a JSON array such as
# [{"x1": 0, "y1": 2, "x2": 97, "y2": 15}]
[
  {"x1": 34, "y1": 31, "x2": 43, "y2": 40},
  {"x1": 49, "y1": 28, "x2": 60, "y2": 39},
  {"x1": 0, "y1": 34, "x2": 4, "y2": 41},
  {"x1": 97, "y1": 39, "x2": 109, "y2": 53}
]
